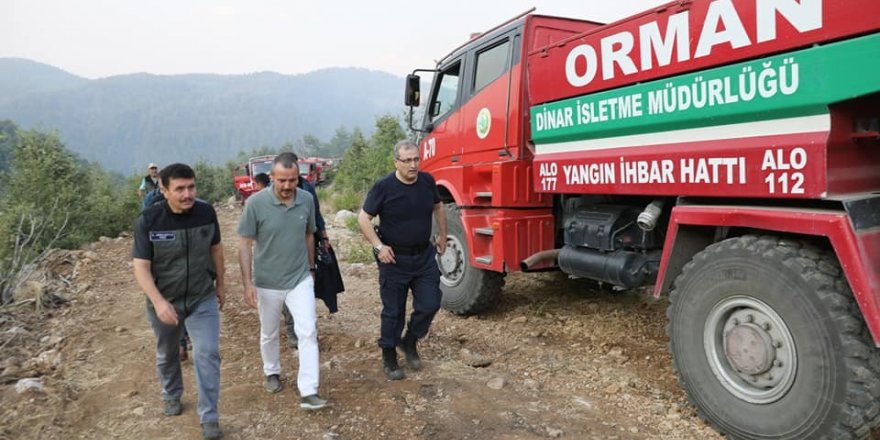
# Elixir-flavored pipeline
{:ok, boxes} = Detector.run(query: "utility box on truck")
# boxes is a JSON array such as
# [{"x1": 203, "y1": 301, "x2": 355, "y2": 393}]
[{"x1": 405, "y1": 1, "x2": 880, "y2": 438}]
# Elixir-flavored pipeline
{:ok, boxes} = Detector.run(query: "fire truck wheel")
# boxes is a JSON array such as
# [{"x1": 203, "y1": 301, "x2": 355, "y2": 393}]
[
  {"x1": 667, "y1": 235, "x2": 880, "y2": 440},
  {"x1": 434, "y1": 204, "x2": 505, "y2": 315}
]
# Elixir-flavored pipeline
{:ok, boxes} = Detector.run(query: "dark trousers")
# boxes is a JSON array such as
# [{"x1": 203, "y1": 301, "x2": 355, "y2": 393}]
[{"x1": 377, "y1": 246, "x2": 441, "y2": 348}]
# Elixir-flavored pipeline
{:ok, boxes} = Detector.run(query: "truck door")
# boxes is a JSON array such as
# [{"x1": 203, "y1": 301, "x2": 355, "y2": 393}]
[
  {"x1": 422, "y1": 58, "x2": 463, "y2": 166},
  {"x1": 460, "y1": 32, "x2": 516, "y2": 163}
]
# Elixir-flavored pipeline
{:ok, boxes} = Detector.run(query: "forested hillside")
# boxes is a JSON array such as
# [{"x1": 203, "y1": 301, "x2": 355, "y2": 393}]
[{"x1": 0, "y1": 59, "x2": 403, "y2": 173}]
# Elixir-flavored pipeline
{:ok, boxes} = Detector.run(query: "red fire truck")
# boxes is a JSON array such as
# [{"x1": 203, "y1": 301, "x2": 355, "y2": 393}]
[
  {"x1": 233, "y1": 155, "x2": 335, "y2": 201},
  {"x1": 405, "y1": 1, "x2": 880, "y2": 438},
  {"x1": 233, "y1": 155, "x2": 275, "y2": 201},
  {"x1": 298, "y1": 157, "x2": 335, "y2": 186}
]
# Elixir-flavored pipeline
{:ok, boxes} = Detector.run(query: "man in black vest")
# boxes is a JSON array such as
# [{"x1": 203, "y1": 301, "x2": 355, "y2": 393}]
[
  {"x1": 132, "y1": 163, "x2": 226, "y2": 439},
  {"x1": 358, "y1": 140, "x2": 447, "y2": 380}
]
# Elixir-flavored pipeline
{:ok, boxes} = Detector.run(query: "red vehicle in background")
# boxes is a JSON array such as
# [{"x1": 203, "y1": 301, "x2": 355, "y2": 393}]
[
  {"x1": 234, "y1": 155, "x2": 336, "y2": 201},
  {"x1": 298, "y1": 157, "x2": 335, "y2": 186},
  {"x1": 404, "y1": 1, "x2": 880, "y2": 438},
  {"x1": 232, "y1": 155, "x2": 275, "y2": 201}
]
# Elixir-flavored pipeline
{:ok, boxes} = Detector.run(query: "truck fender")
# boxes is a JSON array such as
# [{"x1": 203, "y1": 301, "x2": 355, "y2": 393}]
[{"x1": 654, "y1": 204, "x2": 880, "y2": 346}]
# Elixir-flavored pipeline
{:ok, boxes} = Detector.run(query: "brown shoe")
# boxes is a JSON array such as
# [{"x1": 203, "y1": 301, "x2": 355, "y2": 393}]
[{"x1": 179, "y1": 346, "x2": 188, "y2": 362}]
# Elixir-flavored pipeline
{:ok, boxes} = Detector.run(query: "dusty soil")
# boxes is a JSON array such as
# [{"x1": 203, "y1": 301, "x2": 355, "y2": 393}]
[{"x1": 0, "y1": 204, "x2": 723, "y2": 440}]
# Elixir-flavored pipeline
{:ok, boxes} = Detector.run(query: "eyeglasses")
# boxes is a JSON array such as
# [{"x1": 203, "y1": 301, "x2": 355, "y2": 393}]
[{"x1": 396, "y1": 157, "x2": 420, "y2": 165}]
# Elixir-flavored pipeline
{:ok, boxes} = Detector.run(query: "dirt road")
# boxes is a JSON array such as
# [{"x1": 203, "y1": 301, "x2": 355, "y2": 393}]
[{"x1": 0, "y1": 204, "x2": 721, "y2": 440}]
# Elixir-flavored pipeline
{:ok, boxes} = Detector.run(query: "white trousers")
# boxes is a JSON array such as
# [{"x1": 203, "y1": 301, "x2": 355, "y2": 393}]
[{"x1": 257, "y1": 277, "x2": 319, "y2": 396}]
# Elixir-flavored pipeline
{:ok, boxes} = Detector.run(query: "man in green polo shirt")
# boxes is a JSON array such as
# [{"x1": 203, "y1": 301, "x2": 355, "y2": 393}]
[{"x1": 237, "y1": 152, "x2": 327, "y2": 410}]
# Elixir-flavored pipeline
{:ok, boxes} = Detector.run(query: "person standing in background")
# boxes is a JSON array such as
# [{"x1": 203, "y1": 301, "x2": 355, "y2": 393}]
[{"x1": 138, "y1": 163, "x2": 160, "y2": 209}]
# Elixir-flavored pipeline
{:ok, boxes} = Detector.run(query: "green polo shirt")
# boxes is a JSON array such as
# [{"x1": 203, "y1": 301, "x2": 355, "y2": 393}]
[{"x1": 237, "y1": 187, "x2": 316, "y2": 290}]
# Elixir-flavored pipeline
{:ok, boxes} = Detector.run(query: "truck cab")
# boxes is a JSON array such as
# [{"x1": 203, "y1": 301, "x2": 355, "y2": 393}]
[{"x1": 408, "y1": 14, "x2": 606, "y2": 313}]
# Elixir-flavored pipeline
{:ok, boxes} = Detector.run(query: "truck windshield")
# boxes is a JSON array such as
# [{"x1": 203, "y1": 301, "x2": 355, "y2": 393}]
[
  {"x1": 251, "y1": 161, "x2": 272, "y2": 176},
  {"x1": 298, "y1": 163, "x2": 311, "y2": 175}
]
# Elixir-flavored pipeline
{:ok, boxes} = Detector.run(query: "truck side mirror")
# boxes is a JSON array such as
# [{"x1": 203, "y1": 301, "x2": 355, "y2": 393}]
[{"x1": 405, "y1": 74, "x2": 421, "y2": 106}]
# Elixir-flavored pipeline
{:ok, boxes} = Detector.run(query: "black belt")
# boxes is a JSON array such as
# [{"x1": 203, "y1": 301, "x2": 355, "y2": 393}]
[{"x1": 390, "y1": 242, "x2": 431, "y2": 256}]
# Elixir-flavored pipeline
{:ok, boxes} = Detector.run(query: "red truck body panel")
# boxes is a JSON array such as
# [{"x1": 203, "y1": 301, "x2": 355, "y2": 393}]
[
  {"x1": 527, "y1": 0, "x2": 880, "y2": 104},
  {"x1": 418, "y1": 0, "x2": 880, "y2": 339}
]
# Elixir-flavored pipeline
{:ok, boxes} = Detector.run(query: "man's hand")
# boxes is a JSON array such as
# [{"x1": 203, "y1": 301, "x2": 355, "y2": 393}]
[
  {"x1": 243, "y1": 283, "x2": 258, "y2": 309},
  {"x1": 432, "y1": 202, "x2": 447, "y2": 256},
  {"x1": 435, "y1": 236, "x2": 447, "y2": 255},
  {"x1": 133, "y1": 258, "x2": 179, "y2": 324},
  {"x1": 376, "y1": 246, "x2": 396, "y2": 264},
  {"x1": 216, "y1": 283, "x2": 226, "y2": 311},
  {"x1": 154, "y1": 298, "x2": 179, "y2": 325}
]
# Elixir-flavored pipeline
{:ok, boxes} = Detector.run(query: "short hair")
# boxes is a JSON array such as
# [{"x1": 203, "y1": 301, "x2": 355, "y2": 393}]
[
  {"x1": 254, "y1": 172, "x2": 270, "y2": 187},
  {"x1": 159, "y1": 163, "x2": 195, "y2": 188},
  {"x1": 393, "y1": 140, "x2": 418, "y2": 159},
  {"x1": 273, "y1": 152, "x2": 299, "y2": 169}
]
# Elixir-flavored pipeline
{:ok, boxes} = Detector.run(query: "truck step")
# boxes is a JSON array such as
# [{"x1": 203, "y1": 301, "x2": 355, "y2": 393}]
[
  {"x1": 474, "y1": 227, "x2": 494, "y2": 236},
  {"x1": 475, "y1": 192, "x2": 493, "y2": 199},
  {"x1": 475, "y1": 256, "x2": 493, "y2": 264}
]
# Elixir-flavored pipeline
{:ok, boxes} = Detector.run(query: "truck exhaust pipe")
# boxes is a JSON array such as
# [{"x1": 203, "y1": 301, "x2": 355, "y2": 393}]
[
  {"x1": 557, "y1": 246, "x2": 658, "y2": 288},
  {"x1": 520, "y1": 249, "x2": 560, "y2": 272}
]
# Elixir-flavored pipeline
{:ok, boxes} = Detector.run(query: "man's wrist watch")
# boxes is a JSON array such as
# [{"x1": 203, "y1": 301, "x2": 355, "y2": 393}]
[{"x1": 373, "y1": 243, "x2": 384, "y2": 255}]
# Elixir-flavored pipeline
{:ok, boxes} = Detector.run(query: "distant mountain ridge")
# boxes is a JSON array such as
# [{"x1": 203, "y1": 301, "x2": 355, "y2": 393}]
[
  {"x1": 0, "y1": 59, "x2": 404, "y2": 174},
  {"x1": 0, "y1": 58, "x2": 89, "y2": 101}
]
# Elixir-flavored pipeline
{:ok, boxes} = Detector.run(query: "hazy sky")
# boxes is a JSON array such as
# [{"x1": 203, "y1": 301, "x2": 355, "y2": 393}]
[{"x1": 1, "y1": 0, "x2": 669, "y2": 79}]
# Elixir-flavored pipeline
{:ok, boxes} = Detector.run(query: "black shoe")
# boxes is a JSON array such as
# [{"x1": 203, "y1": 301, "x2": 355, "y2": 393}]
[
  {"x1": 201, "y1": 422, "x2": 223, "y2": 439},
  {"x1": 264, "y1": 374, "x2": 282, "y2": 393},
  {"x1": 382, "y1": 347, "x2": 405, "y2": 380},
  {"x1": 163, "y1": 398, "x2": 182, "y2": 416},
  {"x1": 402, "y1": 333, "x2": 422, "y2": 371}
]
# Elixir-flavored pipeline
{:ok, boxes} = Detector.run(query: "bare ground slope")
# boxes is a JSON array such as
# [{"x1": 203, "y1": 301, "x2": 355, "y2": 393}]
[{"x1": 0, "y1": 204, "x2": 722, "y2": 440}]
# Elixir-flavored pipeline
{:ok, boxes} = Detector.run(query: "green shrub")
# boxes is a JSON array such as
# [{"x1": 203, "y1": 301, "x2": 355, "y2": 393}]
[
  {"x1": 0, "y1": 127, "x2": 140, "y2": 303},
  {"x1": 315, "y1": 186, "x2": 334, "y2": 212},
  {"x1": 344, "y1": 241, "x2": 374, "y2": 264},
  {"x1": 334, "y1": 190, "x2": 362, "y2": 213},
  {"x1": 193, "y1": 161, "x2": 234, "y2": 204},
  {"x1": 333, "y1": 114, "x2": 405, "y2": 195},
  {"x1": 343, "y1": 215, "x2": 360, "y2": 233}
]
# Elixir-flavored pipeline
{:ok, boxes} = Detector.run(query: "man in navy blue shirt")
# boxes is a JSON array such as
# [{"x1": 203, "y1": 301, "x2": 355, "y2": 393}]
[{"x1": 358, "y1": 140, "x2": 447, "y2": 380}]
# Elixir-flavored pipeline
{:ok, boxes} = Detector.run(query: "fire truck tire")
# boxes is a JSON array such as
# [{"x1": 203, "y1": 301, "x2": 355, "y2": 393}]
[
  {"x1": 435, "y1": 204, "x2": 505, "y2": 315},
  {"x1": 667, "y1": 235, "x2": 880, "y2": 440}
]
